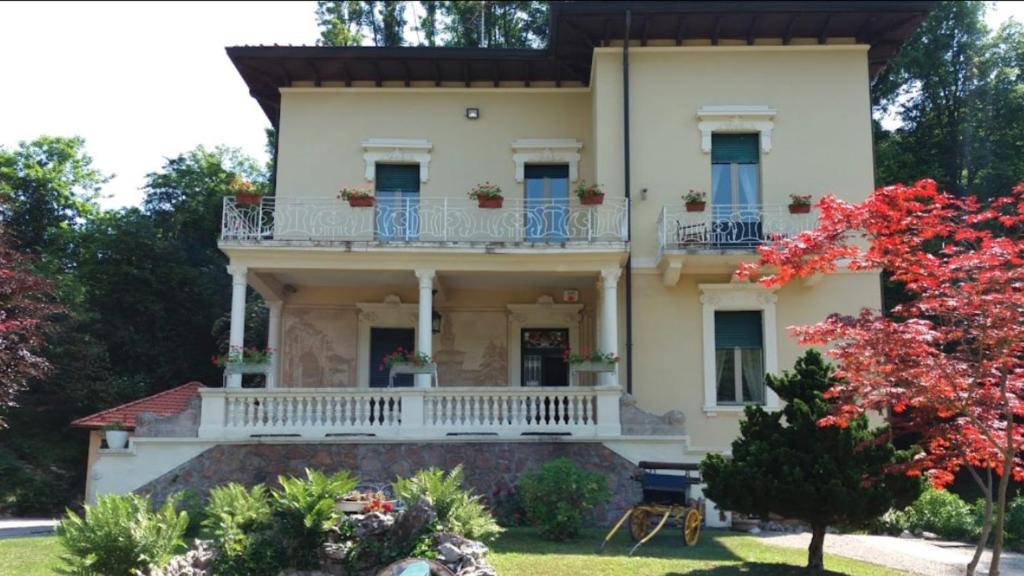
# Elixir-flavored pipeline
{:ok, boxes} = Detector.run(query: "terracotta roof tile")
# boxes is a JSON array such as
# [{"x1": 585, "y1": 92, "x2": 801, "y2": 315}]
[{"x1": 71, "y1": 381, "x2": 204, "y2": 430}]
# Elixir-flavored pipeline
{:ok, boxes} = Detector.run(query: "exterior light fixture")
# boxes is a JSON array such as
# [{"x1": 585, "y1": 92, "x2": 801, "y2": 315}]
[
  {"x1": 431, "y1": 289, "x2": 443, "y2": 334},
  {"x1": 465, "y1": 107, "x2": 480, "y2": 120}
]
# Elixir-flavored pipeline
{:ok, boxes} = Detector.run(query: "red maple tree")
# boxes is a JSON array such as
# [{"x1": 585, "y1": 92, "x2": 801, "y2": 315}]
[
  {"x1": 740, "y1": 180, "x2": 1024, "y2": 575},
  {"x1": 0, "y1": 226, "x2": 57, "y2": 428}
]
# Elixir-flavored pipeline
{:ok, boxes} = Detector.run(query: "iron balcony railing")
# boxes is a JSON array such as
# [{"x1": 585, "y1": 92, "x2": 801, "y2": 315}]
[
  {"x1": 658, "y1": 204, "x2": 817, "y2": 252},
  {"x1": 221, "y1": 196, "x2": 629, "y2": 245}
]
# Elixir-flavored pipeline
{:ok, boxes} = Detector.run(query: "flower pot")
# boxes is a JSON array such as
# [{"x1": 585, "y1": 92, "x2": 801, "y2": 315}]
[
  {"x1": 685, "y1": 202, "x2": 706, "y2": 212},
  {"x1": 580, "y1": 193, "x2": 605, "y2": 206},
  {"x1": 337, "y1": 501, "x2": 367, "y2": 514},
  {"x1": 476, "y1": 196, "x2": 504, "y2": 209},
  {"x1": 347, "y1": 196, "x2": 376, "y2": 207},
  {"x1": 235, "y1": 193, "x2": 263, "y2": 206},
  {"x1": 788, "y1": 204, "x2": 811, "y2": 214},
  {"x1": 105, "y1": 430, "x2": 129, "y2": 450}
]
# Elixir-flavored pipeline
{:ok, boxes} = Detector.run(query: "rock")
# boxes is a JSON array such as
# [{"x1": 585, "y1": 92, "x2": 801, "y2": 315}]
[
  {"x1": 148, "y1": 540, "x2": 217, "y2": 576},
  {"x1": 748, "y1": 527, "x2": 762, "y2": 535},
  {"x1": 353, "y1": 511, "x2": 395, "y2": 538},
  {"x1": 921, "y1": 531, "x2": 939, "y2": 540},
  {"x1": 388, "y1": 498, "x2": 437, "y2": 550},
  {"x1": 900, "y1": 530, "x2": 914, "y2": 539},
  {"x1": 437, "y1": 542, "x2": 463, "y2": 563}
]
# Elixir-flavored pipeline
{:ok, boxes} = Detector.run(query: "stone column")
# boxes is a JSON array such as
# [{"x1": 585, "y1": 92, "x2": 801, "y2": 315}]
[
  {"x1": 226, "y1": 265, "x2": 248, "y2": 388},
  {"x1": 415, "y1": 269, "x2": 435, "y2": 388},
  {"x1": 266, "y1": 300, "x2": 282, "y2": 389},
  {"x1": 599, "y1": 268, "x2": 621, "y2": 388}
]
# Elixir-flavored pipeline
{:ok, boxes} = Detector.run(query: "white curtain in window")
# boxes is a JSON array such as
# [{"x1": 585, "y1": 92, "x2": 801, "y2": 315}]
[
  {"x1": 740, "y1": 349, "x2": 765, "y2": 404},
  {"x1": 712, "y1": 164, "x2": 732, "y2": 208},
  {"x1": 715, "y1": 349, "x2": 732, "y2": 402},
  {"x1": 737, "y1": 164, "x2": 759, "y2": 208}
]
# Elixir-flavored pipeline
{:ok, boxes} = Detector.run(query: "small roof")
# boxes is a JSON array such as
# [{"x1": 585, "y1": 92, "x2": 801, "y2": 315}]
[
  {"x1": 227, "y1": 1, "x2": 935, "y2": 126},
  {"x1": 71, "y1": 381, "x2": 203, "y2": 430}
]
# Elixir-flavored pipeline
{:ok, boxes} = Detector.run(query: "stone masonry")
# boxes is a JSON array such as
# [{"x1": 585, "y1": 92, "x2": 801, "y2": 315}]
[{"x1": 137, "y1": 441, "x2": 642, "y2": 524}]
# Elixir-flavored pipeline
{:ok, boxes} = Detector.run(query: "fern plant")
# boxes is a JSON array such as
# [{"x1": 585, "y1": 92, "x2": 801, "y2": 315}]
[
  {"x1": 393, "y1": 466, "x2": 502, "y2": 542},
  {"x1": 56, "y1": 493, "x2": 188, "y2": 576},
  {"x1": 271, "y1": 468, "x2": 358, "y2": 569}
]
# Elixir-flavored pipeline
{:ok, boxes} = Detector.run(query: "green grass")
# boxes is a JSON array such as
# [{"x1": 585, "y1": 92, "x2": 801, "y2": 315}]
[
  {"x1": 0, "y1": 529, "x2": 905, "y2": 576},
  {"x1": 490, "y1": 527, "x2": 906, "y2": 576},
  {"x1": 0, "y1": 536, "x2": 61, "y2": 576}
]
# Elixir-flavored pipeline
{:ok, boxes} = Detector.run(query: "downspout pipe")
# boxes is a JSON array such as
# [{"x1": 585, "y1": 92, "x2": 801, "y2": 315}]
[{"x1": 623, "y1": 9, "x2": 634, "y2": 395}]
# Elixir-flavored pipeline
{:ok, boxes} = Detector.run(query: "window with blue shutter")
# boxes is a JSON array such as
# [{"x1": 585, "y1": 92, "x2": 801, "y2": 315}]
[
  {"x1": 714, "y1": 311, "x2": 765, "y2": 405},
  {"x1": 711, "y1": 134, "x2": 762, "y2": 246},
  {"x1": 524, "y1": 164, "x2": 569, "y2": 242},
  {"x1": 375, "y1": 164, "x2": 420, "y2": 241}
]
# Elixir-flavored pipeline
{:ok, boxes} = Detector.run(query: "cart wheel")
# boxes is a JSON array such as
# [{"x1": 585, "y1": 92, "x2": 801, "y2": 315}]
[
  {"x1": 682, "y1": 508, "x2": 701, "y2": 546},
  {"x1": 629, "y1": 509, "x2": 651, "y2": 541}
]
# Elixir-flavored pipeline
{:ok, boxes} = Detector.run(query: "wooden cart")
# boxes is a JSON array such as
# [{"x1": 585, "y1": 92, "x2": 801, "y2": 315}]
[{"x1": 599, "y1": 461, "x2": 703, "y2": 556}]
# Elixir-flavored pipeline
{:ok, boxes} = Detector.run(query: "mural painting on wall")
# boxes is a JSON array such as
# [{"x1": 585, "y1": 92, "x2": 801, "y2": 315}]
[
  {"x1": 434, "y1": 310, "x2": 507, "y2": 386},
  {"x1": 283, "y1": 308, "x2": 357, "y2": 387}
]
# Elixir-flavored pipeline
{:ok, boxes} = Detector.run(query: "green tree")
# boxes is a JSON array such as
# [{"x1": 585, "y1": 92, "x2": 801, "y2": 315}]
[
  {"x1": 438, "y1": 1, "x2": 547, "y2": 48},
  {"x1": 316, "y1": 1, "x2": 405, "y2": 47},
  {"x1": 701, "y1": 350, "x2": 921, "y2": 573},
  {"x1": 0, "y1": 136, "x2": 108, "y2": 270}
]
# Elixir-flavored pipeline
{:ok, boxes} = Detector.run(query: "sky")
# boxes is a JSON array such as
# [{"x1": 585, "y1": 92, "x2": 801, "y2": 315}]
[{"x1": 1, "y1": 1, "x2": 1022, "y2": 209}]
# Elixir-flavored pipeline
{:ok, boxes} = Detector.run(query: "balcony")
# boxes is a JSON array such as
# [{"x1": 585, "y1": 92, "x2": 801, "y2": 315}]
[
  {"x1": 197, "y1": 385, "x2": 623, "y2": 439},
  {"x1": 656, "y1": 204, "x2": 817, "y2": 282},
  {"x1": 220, "y1": 196, "x2": 629, "y2": 248}
]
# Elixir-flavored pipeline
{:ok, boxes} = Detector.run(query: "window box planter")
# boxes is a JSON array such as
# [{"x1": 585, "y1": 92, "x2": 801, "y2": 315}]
[
  {"x1": 685, "y1": 202, "x2": 706, "y2": 212},
  {"x1": 347, "y1": 196, "x2": 376, "y2": 208},
  {"x1": 788, "y1": 204, "x2": 811, "y2": 214},
  {"x1": 570, "y1": 361, "x2": 618, "y2": 374},
  {"x1": 476, "y1": 196, "x2": 504, "y2": 209},
  {"x1": 388, "y1": 362, "x2": 438, "y2": 388},
  {"x1": 235, "y1": 193, "x2": 263, "y2": 206},
  {"x1": 580, "y1": 193, "x2": 605, "y2": 206},
  {"x1": 222, "y1": 363, "x2": 272, "y2": 376},
  {"x1": 104, "y1": 430, "x2": 129, "y2": 450}
]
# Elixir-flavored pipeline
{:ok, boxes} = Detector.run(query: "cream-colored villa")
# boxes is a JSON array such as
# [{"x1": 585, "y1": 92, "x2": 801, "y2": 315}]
[{"x1": 76, "y1": 2, "x2": 932, "y2": 521}]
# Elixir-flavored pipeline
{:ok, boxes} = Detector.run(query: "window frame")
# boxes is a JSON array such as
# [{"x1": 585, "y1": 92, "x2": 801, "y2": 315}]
[
  {"x1": 713, "y1": 310, "x2": 766, "y2": 405},
  {"x1": 699, "y1": 283, "x2": 781, "y2": 415}
]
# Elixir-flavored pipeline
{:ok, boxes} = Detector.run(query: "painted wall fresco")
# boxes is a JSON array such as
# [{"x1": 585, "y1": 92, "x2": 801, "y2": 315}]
[
  {"x1": 434, "y1": 310, "x2": 508, "y2": 387},
  {"x1": 282, "y1": 307, "x2": 358, "y2": 387}
]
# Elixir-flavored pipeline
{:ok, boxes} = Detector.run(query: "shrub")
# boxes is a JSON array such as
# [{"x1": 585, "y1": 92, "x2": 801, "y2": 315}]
[
  {"x1": 271, "y1": 468, "x2": 358, "y2": 569},
  {"x1": 167, "y1": 490, "x2": 206, "y2": 540},
  {"x1": 1002, "y1": 496, "x2": 1024, "y2": 550},
  {"x1": 201, "y1": 483, "x2": 279, "y2": 576},
  {"x1": 393, "y1": 466, "x2": 503, "y2": 542},
  {"x1": 517, "y1": 458, "x2": 609, "y2": 541},
  {"x1": 490, "y1": 483, "x2": 526, "y2": 527},
  {"x1": 56, "y1": 493, "x2": 188, "y2": 576},
  {"x1": 902, "y1": 487, "x2": 979, "y2": 540}
]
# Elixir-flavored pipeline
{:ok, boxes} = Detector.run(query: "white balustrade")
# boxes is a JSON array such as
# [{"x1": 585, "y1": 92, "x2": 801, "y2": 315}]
[
  {"x1": 198, "y1": 386, "x2": 621, "y2": 439},
  {"x1": 658, "y1": 204, "x2": 817, "y2": 252},
  {"x1": 221, "y1": 196, "x2": 628, "y2": 245}
]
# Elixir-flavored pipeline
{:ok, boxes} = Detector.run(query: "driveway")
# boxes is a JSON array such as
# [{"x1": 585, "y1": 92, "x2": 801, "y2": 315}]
[
  {"x1": 0, "y1": 519, "x2": 58, "y2": 539},
  {"x1": 759, "y1": 531, "x2": 1024, "y2": 576}
]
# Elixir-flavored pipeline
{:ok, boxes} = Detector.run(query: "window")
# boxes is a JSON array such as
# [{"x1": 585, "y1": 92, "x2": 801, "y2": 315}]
[
  {"x1": 375, "y1": 164, "x2": 420, "y2": 241},
  {"x1": 524, "y1": 164, "x2": 569, "y2": 242},
  {"x1": 714, "y1": 311, "x2": 765, "y2": 405},
  {"x1": 521, "y1": 328, "x2": 569, "y2": 387},
  {"x1": 711, "y1": 134, "x2": 761, "y2": 246}
]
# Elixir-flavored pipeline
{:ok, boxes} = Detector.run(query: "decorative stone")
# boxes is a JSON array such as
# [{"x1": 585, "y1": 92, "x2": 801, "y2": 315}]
[
  {"x1": 619, "y1": 394, "x2": 687, "y2": 436},
  {"x1": 353, "y1": 511, "x2": 395, "y2": 538},
  {"x1": 437, "y1": 542, "x2": 463, "y2": 563},
  {"x1": 147, "y1": 539, "x2": 217, "y2": 576}
]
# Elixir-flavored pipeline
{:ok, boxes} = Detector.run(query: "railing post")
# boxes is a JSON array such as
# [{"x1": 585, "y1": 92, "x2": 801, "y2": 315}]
[
  {"x1": 399, "y1": 389, "x2": 426, "y2": 438},
  {"x1": 593, "y1": 387, "x2": 622, "y2": 436},
  {"x1": 198, "y1": 389, "x2": 226, "y2": 439},
  {"x1": 442, "y1": 198, "x2": 448, "y2": 242},
  {"x1": 587, "y1": 206, "x2": 594, "y2": 242}
]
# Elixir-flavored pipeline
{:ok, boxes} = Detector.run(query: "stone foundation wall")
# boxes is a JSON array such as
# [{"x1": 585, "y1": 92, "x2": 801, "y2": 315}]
[{"x1": 137, "y1": 441, "x2": 641, "y2": 525}]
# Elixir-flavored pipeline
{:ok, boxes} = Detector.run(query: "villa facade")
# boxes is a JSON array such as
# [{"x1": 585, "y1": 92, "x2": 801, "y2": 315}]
[{"x1": 76, "y1": 1, "x2": 933, "y2": 523}]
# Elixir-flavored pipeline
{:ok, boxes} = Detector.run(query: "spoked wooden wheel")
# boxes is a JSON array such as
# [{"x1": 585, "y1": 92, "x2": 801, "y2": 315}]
[
  {"x1": 682, "y1": 508, "x2": 701, "y2": 546},
  {"x1": 629, "y1": 509, "x2": 651, "y2": 541}
]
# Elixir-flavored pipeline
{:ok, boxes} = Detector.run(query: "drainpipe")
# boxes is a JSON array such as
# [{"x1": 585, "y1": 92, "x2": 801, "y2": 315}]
[{"x1": 623, "y1": 9, "x2": 633, "y2": 395}]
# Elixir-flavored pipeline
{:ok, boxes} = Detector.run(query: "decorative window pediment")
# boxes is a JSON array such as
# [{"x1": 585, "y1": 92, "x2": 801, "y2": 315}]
[
  {"x1": 362, "y1": 139, "x2": 432, "y2": 183},
  {"x1": 511, "y1": 139, "x2": 583, "y2": 183},
  {"x1": 697, "y1": 106, "x2": 776, "y2": 154}
]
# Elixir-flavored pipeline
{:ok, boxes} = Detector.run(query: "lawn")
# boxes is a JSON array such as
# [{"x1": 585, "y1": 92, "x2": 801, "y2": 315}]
[{"x1": 0, "y1": 529, "x2": 903, "y2": 576}]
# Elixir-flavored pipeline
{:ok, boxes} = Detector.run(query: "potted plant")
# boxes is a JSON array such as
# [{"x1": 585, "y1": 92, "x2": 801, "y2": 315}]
[
  {"x1": 380, "y1": 347, "x2": 436, "y2": 387},
  {"x1": 102, "y1": 421, "x2": 129, "y2": 450},
  {"x1": 563, "y1": 348, "x2": 619, "y2": 371},
  {"x1": 788, "y1": 194, "x2": 813, "y2": 214},
  {"x1": 229, "y1": 176, "x2": 264, "y2": 206},
  {"x1": 337, "y1": 489, "x2": 396, "y2": 514},
  {"x1": 469, "y1": 182, "x2": 504, "y2": 208},
  {"x1": 684, "y1": 189, "x2": 707, "y2": 212},
  {"x1": 574, "y1": 181, "x2": 605, "y2": 205},
  {"x1": 339, "y1": 186, "x2": 375, "y2": 207}
]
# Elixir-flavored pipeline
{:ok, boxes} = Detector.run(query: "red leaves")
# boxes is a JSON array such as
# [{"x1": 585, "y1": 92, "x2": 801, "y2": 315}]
[{"x1": 746, "y1": 179, "x2": 1024, "y2": 484}]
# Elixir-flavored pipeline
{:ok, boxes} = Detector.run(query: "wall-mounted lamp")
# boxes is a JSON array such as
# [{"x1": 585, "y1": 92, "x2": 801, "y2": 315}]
[
  {"x1": 431, "y1": 289, "x2": 443, "y2": 334},
  {"x1": 465, "y1": 107, "x2": 480, "y2": 120}
]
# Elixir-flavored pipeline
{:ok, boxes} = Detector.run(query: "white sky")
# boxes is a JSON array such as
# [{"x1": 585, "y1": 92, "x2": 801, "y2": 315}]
[{"x1": 1, "y1": 1, "x2": 1022, "y2": 208}]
